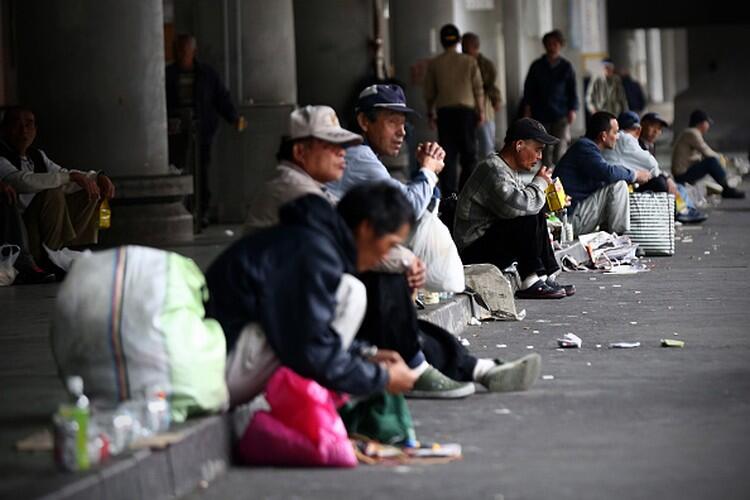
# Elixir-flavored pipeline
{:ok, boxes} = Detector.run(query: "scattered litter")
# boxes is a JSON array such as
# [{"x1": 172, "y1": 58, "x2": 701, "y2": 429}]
[
  {"x1": 673, "y1": 332, "x2": 679, "y2": 336},
  {"x1": 496, "y1": 344, "x2": 507, "y2": 348},
  {"x1": 586, "y1": 362, "x2": 592, "y2": 366},
  {"x1": 556, "y1": 348, "x2": 565, "y2": 352},
  {"x1": 595, "y1": 344, "x2": 602, "y2": 349},
  {"x1": 523, "y1": 326, "x2": 530, "y2": 330},
  {"x1": 634, "y1": 290, "x2": 641, "y2": 294},
  {"x1": 526, "y1": 345, "x2": 534, "y2": 349},
  {"x1": 468, "y1": 317, "x2": 482, "y2": 326},
  {"x1": 532, "y1": 330, "x2": 540, "y2": 334},
  {"x1": 667, "y1": 306, "x2": 673, "y2": 310},
  {"x1": 704, "y1": 251, "x2": 711, "y2": 255},
  {"x1": 542, "y1": 375, "x2": 555, "y2": 380},
  {"x1": 599, "y1": 286, "x2": 606, "y2": 290},
  {"x1": 612, "y1": 284, "x2": 622, "y2": 288},
  {"x1": 556, "y1": 333, "x2": 582, "y2": 349},
  {"x1": 224, "y1": 229, "x2": 235, "y2": 237},
  {"x1": 460, "y1": 338, "x2": 470, "y2": 346},
  {"x1": 661, "y1": 339, "x2": 685, "y2": 348},
  {"x1": 589, "y1": 277, "x2": 597, "y2": 281},
  {"x1": 581, "y1": 311, "x2": 588, "y2": 315},
  {"x1": 493, "y1": 408, "x2": 511, "y2": 415},
  {"x1": 535, "y1": 319, "x2": 551, "y2": 323},
  {"x1": 15, "y1": 429, "x2": 53, "y2": 452},
  {"x1": 609, "y1": 341, "x2": 641, "y2": 349},
  {"x1": 629, "y1": 321, "x2": 638, "y2": 325}
]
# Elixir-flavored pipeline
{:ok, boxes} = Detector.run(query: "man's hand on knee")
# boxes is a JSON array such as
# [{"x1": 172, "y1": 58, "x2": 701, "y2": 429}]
[{"x1": 69, "y1": 171, "x2": 100, "y2": 201}]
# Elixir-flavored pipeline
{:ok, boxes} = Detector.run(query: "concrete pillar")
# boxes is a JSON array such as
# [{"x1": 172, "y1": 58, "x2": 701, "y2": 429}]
[
  {"x1": 15, "y1": 0, "x2": 168, "y2": 176},
  {"x1": 14, "y1": 0, "x2": 194, "y2": 244},
  {"x1": 645, "y1": 28, "x2": 664, "y2": 104},
  {"x1": 660, "y1": 29, "x2": 677, "y2": 103}
]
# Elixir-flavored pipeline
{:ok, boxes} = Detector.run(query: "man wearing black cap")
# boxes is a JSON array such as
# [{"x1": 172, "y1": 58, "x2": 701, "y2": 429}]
[
  {"x1": 424, "y1": 24, "x2": 484, "y2": 196},
  {"x1": 671, "y1": 110, "x2": 744, "y2": 199},
  {"x1": 639, "y1": 112, "x2": 669, "y2": 156},
  {"x1": 455, "y1": 118, "x2": 574, "y2": 299}
]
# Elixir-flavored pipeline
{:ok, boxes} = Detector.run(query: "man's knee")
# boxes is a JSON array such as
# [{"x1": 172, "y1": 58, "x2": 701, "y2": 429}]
[{"x1": 37, "y1": 186, "x2": 67, "y2": 207}]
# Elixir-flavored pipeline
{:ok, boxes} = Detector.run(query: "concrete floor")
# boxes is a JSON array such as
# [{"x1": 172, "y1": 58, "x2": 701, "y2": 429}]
[
  {"x1": 185, "y1": 191, "x2": 750, "y2": 500},
  {"x1": 1, "y1": 189, "x2": 749, "y2": 499}
]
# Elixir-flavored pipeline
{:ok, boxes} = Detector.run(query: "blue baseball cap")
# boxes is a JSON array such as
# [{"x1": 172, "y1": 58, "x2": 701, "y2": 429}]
[
  {"x1": 617, "y1": 111, "x2": 641, "y2": 130},
  {"x1": 355, "y1": 84, "x2": 416, "y2": 115}
]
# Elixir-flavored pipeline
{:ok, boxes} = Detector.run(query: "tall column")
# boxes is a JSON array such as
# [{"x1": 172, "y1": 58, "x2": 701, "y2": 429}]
[
  {"x1": 645, "y1": 28, "x2": 664, "y2": 104},
  {"x1": 14, "y1": 0, "x2": 193, "y2": 244}
]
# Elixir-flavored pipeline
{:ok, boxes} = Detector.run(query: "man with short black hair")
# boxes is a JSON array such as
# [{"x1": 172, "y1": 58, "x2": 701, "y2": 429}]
[
  {"x1": 554, "y1": 111, "x2": 651, "y2": 236},
  {"x1": 455, "y1": 118, "x2": 574, "y2": 300},
  {"x1": 424, "y1": 24, "x2": 484, "y2": 196},
  {"x1": 522, "y1": 29, "x2": 579, "y2": 165},
  {"x1": 639, "y1": 112, "x2": 669, "y2": 155},
  {"x1": 671, "y1": 110, "x2": 744, "y2": 199}
]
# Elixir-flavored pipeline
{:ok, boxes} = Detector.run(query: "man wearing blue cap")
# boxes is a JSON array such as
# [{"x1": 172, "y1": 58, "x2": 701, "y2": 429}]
[{"x1": 671, "y1": 110, "x2": 744, "y2": 199}]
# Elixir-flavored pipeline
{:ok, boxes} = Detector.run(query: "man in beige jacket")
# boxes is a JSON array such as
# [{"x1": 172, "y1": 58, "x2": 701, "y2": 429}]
[
  {"x1": 671, "y1": 109, "x2": 744, "y2": 199},
  {"x1": 424, "y1": 24, "x2": 484, "y2": 196}
]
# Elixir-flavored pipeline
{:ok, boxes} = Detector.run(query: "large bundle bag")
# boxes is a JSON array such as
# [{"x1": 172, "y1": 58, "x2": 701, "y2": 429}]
[
  {"x1": 238, "y1": 367, "x2": 356, "y2": 467},
  {"x1": 51, "y1": 246, "x2": 228, "y2": 422},
  {"x1": 409, "y1": 200, "x2": 465, "y2": 293},
  {"x1": 625, "y1": 192, "x2": 675, "y2": 256}
]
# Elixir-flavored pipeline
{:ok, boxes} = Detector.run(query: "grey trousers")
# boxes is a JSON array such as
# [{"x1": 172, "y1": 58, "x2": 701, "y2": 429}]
[
  {"x1": 571, "y1": 180, "x2": 630, "y2": 237},
  {"x1": 542, "y1": 117, "x2": 571, "y2": 166}
]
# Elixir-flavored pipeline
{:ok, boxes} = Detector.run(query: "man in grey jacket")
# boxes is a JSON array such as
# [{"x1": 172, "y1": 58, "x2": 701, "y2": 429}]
[{"x1": 455, "y1": 118, "x2": 574, "y2": 299}]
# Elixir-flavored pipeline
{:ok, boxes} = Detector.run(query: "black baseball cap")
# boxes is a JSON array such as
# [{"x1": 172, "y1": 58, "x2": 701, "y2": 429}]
[
  {"x1": 505, "y1": 118, "x2": 559, "y2": 145},
  {"x1": 440, "y1": 24, "x2": 460, "y2": 46},
  {"x1": 689, "y1": 109, "x2": 713, "y2": 127},
  {"x1": 355, "y1": 84, "x2": 416, "y2": 114},
  {"x1": 641, "y1": 112, "x2": 669, "y2": 128}
]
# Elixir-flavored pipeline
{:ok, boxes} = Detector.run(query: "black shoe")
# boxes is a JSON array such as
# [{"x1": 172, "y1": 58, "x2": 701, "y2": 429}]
[
  {"x1": 546, "y1": 277, "x2": 576, "y2": 296},
  {"x1": 721, "y1": 187, "x2": 746, "y2": 199},
  {"x1": 675, "y1": 207, "x2": 708, "y2": 224},
  {"x1": 515, "y1": 279, "x2": 566, "y2": 299},
  {"x1": 14, "y1": 267, "x2": 57, "y2": 285}
]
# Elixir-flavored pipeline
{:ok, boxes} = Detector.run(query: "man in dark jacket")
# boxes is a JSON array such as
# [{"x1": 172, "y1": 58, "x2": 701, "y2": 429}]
[
  {"x1": 522, "y1": 29, "x2": 579, "y2": 165},
  {"x1": 165, "y1": 34, "x2": 244, "y2": 226},
  {"x1": 554, "y1": 111, "x2": 651, "y2": 237},
  {"x1": 205, "y1": 185, "x2": 419, "y2": 405}
]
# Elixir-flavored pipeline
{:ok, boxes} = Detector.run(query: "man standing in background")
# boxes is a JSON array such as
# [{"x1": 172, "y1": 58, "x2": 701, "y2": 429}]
[
  {"x1": 522, "y1": 29, "x2": 578, "y2": 165},
  {"x1": 462, "y1": 32, "x2": 503, "y2": 159}
]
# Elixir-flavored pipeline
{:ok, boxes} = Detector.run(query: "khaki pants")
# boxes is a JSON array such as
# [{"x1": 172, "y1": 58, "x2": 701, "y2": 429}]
[
  {"x1": 571, "y1": 180, "x2": 630, "y2": 237},
  {"x1": 23, "y1": 188, "x2": 99, "y2": 264}
]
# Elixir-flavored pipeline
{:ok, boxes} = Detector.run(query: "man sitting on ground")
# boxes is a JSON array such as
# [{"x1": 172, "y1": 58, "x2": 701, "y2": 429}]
[
  {"x1": 603, "y1": 111, "x2": 675, "y2": 194},
  {"x1": 554, "y1": 111, "x2": 651, "y2": 237},
  {"x1": 207, "y1": 185, "x2": 419, "y2": 405},
  {"x1": 0, "y1": 107, "x2": 115, "y2": 272},
  {"x1": 638, "y1": 112, "x2": 669, "y2": 156},
  {"x1": 246, "y1": 105, "x2": 541, "y2": 397},
  {"x1": 671, "y1": 109, "x2": 744, "y2": 199},
  {"x1": 455, "y1": 118, "x2": 574, "y2": 300}
]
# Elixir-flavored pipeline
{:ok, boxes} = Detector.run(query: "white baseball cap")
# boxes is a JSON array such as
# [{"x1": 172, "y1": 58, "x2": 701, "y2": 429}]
[{"x1": 289, "y1": 105, "x2": 363, "y2": 146}]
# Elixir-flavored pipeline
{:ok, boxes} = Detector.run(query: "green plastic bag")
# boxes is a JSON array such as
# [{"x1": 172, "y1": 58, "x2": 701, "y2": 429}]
[{"x1": 339, "y1": 393, "x2": 417, "y2": 446}]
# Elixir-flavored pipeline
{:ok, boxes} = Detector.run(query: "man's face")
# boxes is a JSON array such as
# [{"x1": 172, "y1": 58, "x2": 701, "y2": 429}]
[
  {"x1": 3, "y1": 111, "x2": 36, "y2": 153},
  {"x1": 641, "y1": 121, "x2": 663, "y2": 143},
  {"x1": 603, "y1": 64, "x2": 615, "y2": 78},
  {"x1": 354, "y1": 221, "x2": 410, "y2": 272},
  {"x1": 359, "y1": 110, "x2": 406, "y2": 157},
  {"x1": 516, "y1": 139, "x2": 544, "y2": 171},
  {"x1": 544, "y1": 39, "x2": 561, "y2": 57},
  {"x1": 176, "y1": 40, "x2": 196, "y2": 70},
  {"x1": 462, "y1": 40, "x2": 480, "y2": 57},
  {"x1": 602, "y1": 119, "x2": 619, "y2": 149},
  {"x1": 696, "y1": 120, "x2": 711, "y2": 134},
  {"x1": 294, "y1": 139, "x2": 346, "y2": 183}
]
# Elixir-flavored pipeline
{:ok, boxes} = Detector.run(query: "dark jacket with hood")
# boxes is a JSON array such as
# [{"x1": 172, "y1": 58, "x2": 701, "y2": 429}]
[{"x1": 204, "y1": 194, "x2": 388, "y2": 396}]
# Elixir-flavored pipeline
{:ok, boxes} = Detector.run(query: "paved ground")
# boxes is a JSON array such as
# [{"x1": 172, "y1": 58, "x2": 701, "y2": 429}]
[
  {"x1": 186, "y1": 189, "x2": 750, "y2": 500},
  {"x1": 1, "y1": 187, "x2": 749, "y2": 499}
]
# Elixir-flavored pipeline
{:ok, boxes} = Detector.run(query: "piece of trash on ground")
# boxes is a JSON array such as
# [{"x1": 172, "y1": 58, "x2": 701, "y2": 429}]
[
  {"x1": 496, "y1": 344, "x2": 507, "y2": 348},
  {"x1": 526, "y1": 345, "x2": 534, "y2": 349},
  {"x1": 612, "y1": 284, "x2": 622, "y2": 288},
  {"x1": 673, "y1": 332, "x2": 679, "y2": 336},
  {"x1": 532, "y1": 330, "x2": 540, "y2": 334},
  {"x1": 224, "y1": 229, "x2": 235, "y2": 237},
  {"x1": 542, "y1": 375, "x2": 555, "y2": 380},
  {"x1": 629, "y1": 321, "x2": 638, "y2": 325},
  {"x1": 609, "y1": 341, "x2": 641, "y2": 349},
  {"x1": 556, "y1": 333, "x2": 582, "y2": 348},
  {"x1": 493, "y1": 408, "x2": 511, "y2": 415},
  {"x1": 661, "y1": 339, "x2": 685, "y2": 348},
  {"x1": 468, "y1": 317, "x2": 482, "y2": 326},
  {"x1": 460, "y1": 338, "x2": 470, "y2": 346},
  {"x1": 595, "y1": 344, "x2": 602, "y2": 348},
  {"x1": 586, "y1": 362, "x2": 592, "y2": 366}
]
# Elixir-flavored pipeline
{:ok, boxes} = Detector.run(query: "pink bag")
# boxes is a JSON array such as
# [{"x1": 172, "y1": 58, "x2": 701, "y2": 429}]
[{"x1": 238, "y1": 367, "x2": 357, "y2": 467}]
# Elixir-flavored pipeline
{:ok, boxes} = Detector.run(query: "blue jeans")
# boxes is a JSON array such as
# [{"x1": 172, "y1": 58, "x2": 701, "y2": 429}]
[
  {"x1": 477, "y1": 119, "x2": 496, "y2": 159},
  {"x1": 674, "y1": 157, "x2": 727, "y2": 186}
]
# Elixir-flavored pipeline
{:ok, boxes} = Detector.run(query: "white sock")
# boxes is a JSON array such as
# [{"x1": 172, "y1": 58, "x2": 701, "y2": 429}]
[
  {"x1": 472, "y1": 358, "x2": 498, "y2": 380},
  {"x1": 549, "y1": 270, "x2": 560, "y2": 282},
  {"x1": 413, "y1": 360, "x2": 430, "y2": 376},
  {"x1": 521, "y1": 273, "x2": 540, "y2": 290}
]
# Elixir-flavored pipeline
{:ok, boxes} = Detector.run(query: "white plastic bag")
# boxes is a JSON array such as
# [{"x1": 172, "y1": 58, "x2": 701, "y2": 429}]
[
  {"x1": 408, "y1": 202, "x2": 465, "y2": 293},
  {"x1": 0, "y1": 244, "x2": 20, "y2": 286}
]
